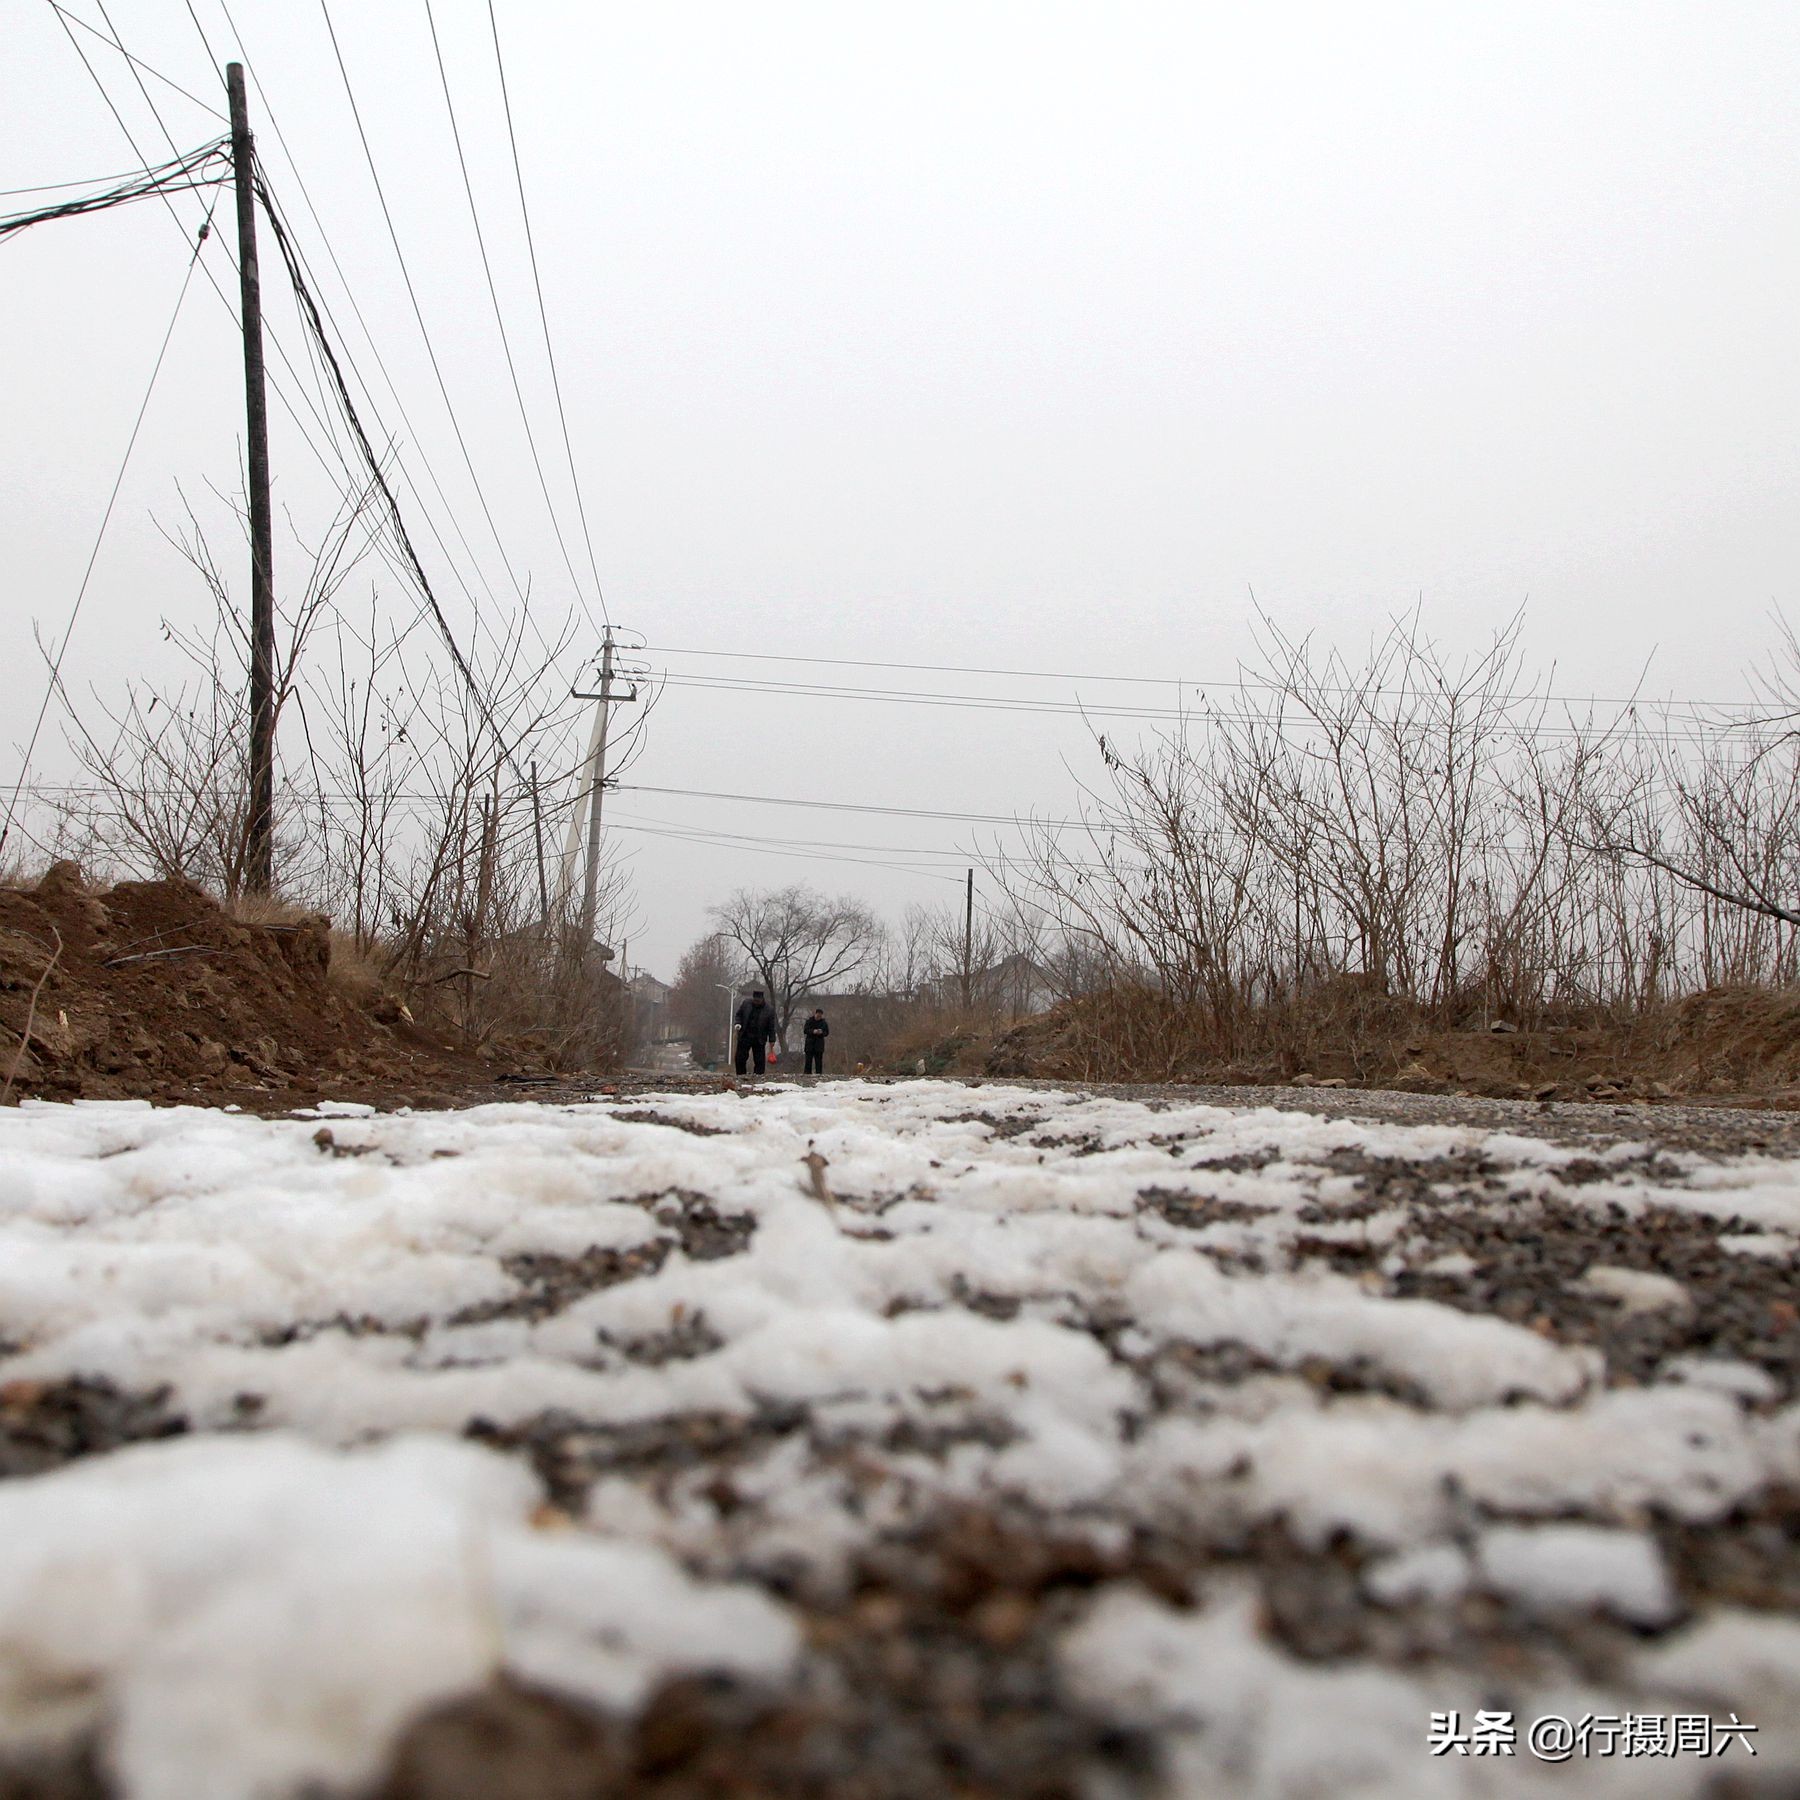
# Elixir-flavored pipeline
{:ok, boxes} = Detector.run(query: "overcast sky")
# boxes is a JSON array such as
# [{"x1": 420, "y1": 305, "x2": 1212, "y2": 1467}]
[{"x1": 4, "y1": 0, "x2": 1799, "y2": 975}]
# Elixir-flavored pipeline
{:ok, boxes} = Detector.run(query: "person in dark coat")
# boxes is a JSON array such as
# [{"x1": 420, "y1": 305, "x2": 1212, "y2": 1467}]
[
  {"x1": 733, "y1": 989, "x2": 779, "y2": 1075},
  {"x1": 802, "y1": 1007, "x2": 829, "y2": 1076}
]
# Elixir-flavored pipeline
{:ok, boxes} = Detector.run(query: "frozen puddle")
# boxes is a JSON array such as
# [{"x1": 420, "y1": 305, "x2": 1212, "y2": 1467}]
[{"x1": 0, "y1": 1081, "x2": 1795, "y2": 1796}]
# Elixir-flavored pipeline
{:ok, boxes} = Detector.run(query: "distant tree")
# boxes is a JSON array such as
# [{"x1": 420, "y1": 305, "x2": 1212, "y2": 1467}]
[
  {"x1": 667, "y1": 932, "x2": 745, "y2": 1063},
  {"x1": 709, "y1": 884, "x2": 882, "y2": 1041},
  {"x1": 875, "y1": 897, "x2": 1053, "y2": 1016}
]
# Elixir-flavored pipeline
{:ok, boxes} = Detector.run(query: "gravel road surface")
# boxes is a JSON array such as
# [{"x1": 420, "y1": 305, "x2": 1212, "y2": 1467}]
[{"x1": 0, "y1": 1078, "x2": 1794, "y2": 1798}]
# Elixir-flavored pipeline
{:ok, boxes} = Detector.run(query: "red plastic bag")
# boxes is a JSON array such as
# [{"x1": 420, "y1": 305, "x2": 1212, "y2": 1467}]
[{"x1": 769, "y1": 1047, "x2": 780, "y2": 1066}]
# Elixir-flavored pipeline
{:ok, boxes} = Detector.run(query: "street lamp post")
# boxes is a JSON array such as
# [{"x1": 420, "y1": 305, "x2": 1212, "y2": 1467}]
[{"x1": 714, "y1": 983, "x2": 735, "y2": 1071}]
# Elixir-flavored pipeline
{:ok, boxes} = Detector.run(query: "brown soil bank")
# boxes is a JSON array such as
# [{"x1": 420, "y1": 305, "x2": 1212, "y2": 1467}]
[
  {"x1": 0, "y1": 864, "x2": 487, "y2": 1109},
  {"x1": 923, "y1": 983, "x2": 1800, "y2": 1107}
]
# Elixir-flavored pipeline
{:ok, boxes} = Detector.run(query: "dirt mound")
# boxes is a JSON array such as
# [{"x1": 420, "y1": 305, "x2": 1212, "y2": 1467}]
[
  {"x1": 0, "y1": 864, "x2": 484, "y2": 1108},
  {"x1": 981, "y1": 1005, "x2": 1107, "y2": 1081},
  {"x1": 1651, "y1": 985, "x2": 1800, "y2": 1090}
]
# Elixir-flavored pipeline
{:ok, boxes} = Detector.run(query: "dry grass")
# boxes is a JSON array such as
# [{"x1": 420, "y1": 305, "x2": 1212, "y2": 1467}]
[
  {"x1": 325, "y1": 929, "x2": 388, "y2": 1010},
  {"x1": 0, "y1": 851, "x2": 58, "y2": 894},
  {"x1": 223, "y1": 890, "x2": 318, "y2": 929},
  {"x1": 879, "y1": 986, "x2": 1399, "y2": 1083},
  {"x1": 876, "y1": 1005, "x2": 993, "y2": 1076},
  {"x1": 223, "y1": 897, "x2": 623, "y2": 1073},
  {"x1": 917, "y1": 978, "x2": 1800, "y2": 1102}
]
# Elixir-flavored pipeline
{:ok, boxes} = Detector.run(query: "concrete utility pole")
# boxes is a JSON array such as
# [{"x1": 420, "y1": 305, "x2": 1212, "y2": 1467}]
[
  {"x1": 579, "y1": 631, "x2": 616, "y2": 941},
  {"x1": 228, "y1": 62, "x2": 277, "y2": 895},
  {"x1": 559, "y1": 628, "x2": 637, "y2": 944}
]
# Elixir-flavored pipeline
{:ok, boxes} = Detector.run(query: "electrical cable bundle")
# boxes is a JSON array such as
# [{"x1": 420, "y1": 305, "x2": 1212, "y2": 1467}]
[{"x1": 0, "y1": 138, "x2": 229, "y2": 243}]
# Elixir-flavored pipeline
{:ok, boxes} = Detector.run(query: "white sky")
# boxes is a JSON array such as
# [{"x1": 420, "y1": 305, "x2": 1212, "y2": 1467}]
[{"x1": 4, "y1": 0, "x2": 1798, "y2": 975}]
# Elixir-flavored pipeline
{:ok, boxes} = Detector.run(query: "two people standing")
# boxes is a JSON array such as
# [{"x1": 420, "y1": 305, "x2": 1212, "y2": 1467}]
[{"x1": 732, "y1": 990, "x2": 831, "y2": 1077}]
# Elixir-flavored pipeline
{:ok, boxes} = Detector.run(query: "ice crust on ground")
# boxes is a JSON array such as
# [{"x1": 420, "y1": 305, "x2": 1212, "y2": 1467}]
[{"x1": 0, "y1": 1080, "x2": 1795, "y2": 1795}]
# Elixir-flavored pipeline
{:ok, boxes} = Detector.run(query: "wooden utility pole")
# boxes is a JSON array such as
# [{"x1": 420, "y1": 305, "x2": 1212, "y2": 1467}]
[{"x1": 228, "y1": 63, "x2": 277, "y2": 895}]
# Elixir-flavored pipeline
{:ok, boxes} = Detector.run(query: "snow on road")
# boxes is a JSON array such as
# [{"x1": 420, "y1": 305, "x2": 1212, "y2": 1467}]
[{"x1": 0, "y1": 1080, "x2": 1795, "y2": 1797}]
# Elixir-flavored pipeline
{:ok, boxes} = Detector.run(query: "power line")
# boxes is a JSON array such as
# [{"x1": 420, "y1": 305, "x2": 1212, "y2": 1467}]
[
  {"x1": 486, "y1": 0, "x2": 611, "y2": 629},
  {"x1": 616, "y1": 781, "x2": 1081, "y2": 829},
  {"x1": 0, "y1": 152, "x2": 220, "y2": 198},
  {"x1": 606, "y1": 819, "x2": 965, "y2": 884},
  {"x1": 612, "y1": 809, "x2": 989, "y2": 862},
  {"x1": 205, "y1": 1, "x2": 507, "y2": 604},
  {"x1": 103, "y1": 0, "x2": 524, "y2": 711},
  {"x1": 316, "y1": 0, "x2": 535, "y2": 622},
  {"x1": 0, "y1": 138, "x2": 228, "y2": 241},
  {"x1": 12, "y1": 772, "x2": 1758, "y2": 880},
  {"x1": 2, "y1": 209, "x2": 215, "y2": 854},
  {"x1": 246, "y1": 167, "x2": 489, "y2": 648},
  {"x1": 641, "y1": 641, "x2": 1753, "y2": 716},
  {"x1": 245, "y1": 171, "x2": 541, "y2": 782},
  {"x1": 47, "y1": 0, "x2": 228, "y2": 120},
  {"x1": 644, "y1": 668, "x2": 1748, "y2": 743},
  {"x1": 612, "y1": 778, "x2": 1752, "y2": 853},
  {"x1": 81, "y1": 5, "x2": 372, "y2": 488},
  {"x1": 47, "y1": 1, "x2": 375, "y2": 497},
  {"x1": 34, "y1": 5, "x2": 416, "y2": 664},
  {"x1": 606, "y1": 809, "x2": 1350, "y2": 876},
  {"x1": 16, "y1": 775, "x2": 1050, "y2": 837},
  {"x1": 314, "y1": 0, "x2": 593, "y2": 691},
  {"x1": 196, "y1": 0, "x2": 521, "y2": 648},
  {"x1": 651, "y1": 670, "x2": 1195, "y2": 721},
  {"x1": 642, "y1": 641, "x2": 1219, "y2": 689},
  {"x1": 183, "y1": 0, "x2": 224, "y2": 80},
  {"x1": 420, "y1": 0, "x2": 597, "y2": 636}
]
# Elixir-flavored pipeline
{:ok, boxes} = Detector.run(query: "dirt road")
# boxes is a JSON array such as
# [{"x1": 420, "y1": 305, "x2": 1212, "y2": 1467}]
[{"x1": 0, "y1": 1079, "x2": 1794, "y2": 1797}]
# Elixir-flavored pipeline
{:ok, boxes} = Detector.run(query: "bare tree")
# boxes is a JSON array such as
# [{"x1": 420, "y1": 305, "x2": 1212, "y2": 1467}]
[
  {"x1": 667, "y1": 931, "x2": 746, "y2": 1063},
  {"x1": 709, "y1": 884, "x2": 882, "y2": 1041},
  {"x1": 876, "y1": 896, "x2": 1051, "y2": 1018}
]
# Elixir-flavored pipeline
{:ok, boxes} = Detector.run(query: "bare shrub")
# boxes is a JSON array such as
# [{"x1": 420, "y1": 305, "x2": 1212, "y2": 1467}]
[
  {"x1": 35, "y1": 484, "x2": 646, "y2": 1074},
  {"x1": 987, "y1": 608, "x2": 1795, "y2": 1070}
]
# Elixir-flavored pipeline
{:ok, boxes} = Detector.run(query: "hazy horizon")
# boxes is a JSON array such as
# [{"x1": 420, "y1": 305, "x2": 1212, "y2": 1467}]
[{"x1": 5, "y1": 0, "x2": 1799, "y2": 975}]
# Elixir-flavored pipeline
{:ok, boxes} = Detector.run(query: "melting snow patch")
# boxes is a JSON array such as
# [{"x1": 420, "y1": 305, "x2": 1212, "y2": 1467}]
[
  {"x1": 0, "y1": 1433, "x2": 796, "y2": 1800},
  {"x1": 1474, "y1": 1524, "x2": 1677, "y2": 1627},
  {"x1": 1363, "y1": 1542, "x2": 1473, "y2": 1607},
  {"x1": 1636, "y1": 1609, "x2": 1800, "y2": 1718},
  {"x1": 1576, "y1": 1265, "x2": 1694, "y2": 1314},
  {"x1": 1718, "y1": 1231, "x2": 1795, "y2": 1259}
]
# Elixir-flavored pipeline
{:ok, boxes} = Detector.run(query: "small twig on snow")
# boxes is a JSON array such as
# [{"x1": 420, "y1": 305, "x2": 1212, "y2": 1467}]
[{"x1": 800, "y1": 1148, "x2": 838, "y2": 1214}]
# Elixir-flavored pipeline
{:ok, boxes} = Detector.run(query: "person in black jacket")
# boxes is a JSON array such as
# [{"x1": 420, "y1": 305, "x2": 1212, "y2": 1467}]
[
  {"x1": 802, "y1": 1007, "x2": 829, "y2": 1076},
  {"x1": 733, "y1": 989, "x2": 779, "y2": 1075}
]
